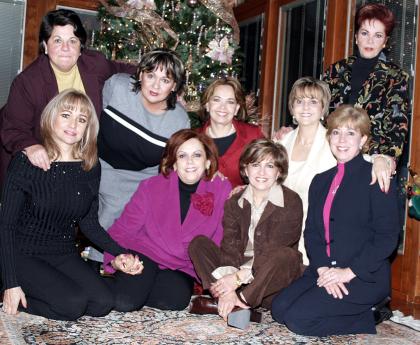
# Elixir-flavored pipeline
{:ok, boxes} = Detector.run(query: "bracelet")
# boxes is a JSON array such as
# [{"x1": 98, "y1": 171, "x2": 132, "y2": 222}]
[{"x1": 235, "y1": 272, "x2": 242, "y2": 287}]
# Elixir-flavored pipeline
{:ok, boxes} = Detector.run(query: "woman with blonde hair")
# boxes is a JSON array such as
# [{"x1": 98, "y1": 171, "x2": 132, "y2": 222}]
[
  {"x1": 272, "y1": 106, "x2": 400, "y2": 336},
  {"x1": 0, "y1": 89, "x2": 140, "y2": 320},
  {"x1": 278, "y1": 77, "x2": 336, "y2": 264}
]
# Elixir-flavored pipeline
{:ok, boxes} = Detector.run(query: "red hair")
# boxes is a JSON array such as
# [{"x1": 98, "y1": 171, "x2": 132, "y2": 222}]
[
  {"x1": 355, "y1": 3, "x2": 395, "y2": 36},
  {"x1": 160, "y1": 129, "x2": 218, "y2": 180}
]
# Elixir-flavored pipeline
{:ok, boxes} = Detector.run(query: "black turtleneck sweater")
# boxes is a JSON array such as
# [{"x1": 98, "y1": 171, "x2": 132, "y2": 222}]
[
  {"x1": 0, "y1": 153, "x2": 127, "y2": 290},
  {"x1": 349, "y1": 51, "x2": 380, "y2": 105},
  {"x1": 178, "y1": 178, "x2": 199, "y2": 223}
]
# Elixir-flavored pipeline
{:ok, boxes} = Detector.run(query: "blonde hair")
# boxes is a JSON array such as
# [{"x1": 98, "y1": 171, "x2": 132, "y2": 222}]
[
  {"x1": 288, "y1": 77, "x2": 331, "y2": 118},
  {"x1": 326, "y1": 105, "x2": 371, "y2": 152},
  {"x1": 40, "y1": 89, "x2": 99, "y2": 170}
]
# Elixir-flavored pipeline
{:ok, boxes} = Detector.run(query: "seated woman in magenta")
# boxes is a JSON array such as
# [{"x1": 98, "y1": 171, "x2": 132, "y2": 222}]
[
  {"x1": 0, "y1": 90, "x2": 140, "y2": 320},
  {"x1": 103, "y1": 129, "x2": 231, "y2": 311},
  {"x1": 271, "y1": 106, "x2": 400, "y2": 336}
]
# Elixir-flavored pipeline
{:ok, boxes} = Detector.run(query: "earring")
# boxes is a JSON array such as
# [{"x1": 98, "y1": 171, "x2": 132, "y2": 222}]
[
  {"x1": 321, "y1": 116, "x2": 324, "y2": 121},
  {"x1": 359, "y1": 144, "x2": 363, "y2": 150},
  {"x1": 45, "y1": 48, "x2": 48, "y2": 55},
  {"x1": 292, "y1": 116, "x2": 298, "y2": 125}
]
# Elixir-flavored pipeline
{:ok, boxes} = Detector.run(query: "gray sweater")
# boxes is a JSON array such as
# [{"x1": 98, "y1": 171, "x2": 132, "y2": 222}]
[{"x1": 89, "y1": 73, "x2": 189, "y2": 261}]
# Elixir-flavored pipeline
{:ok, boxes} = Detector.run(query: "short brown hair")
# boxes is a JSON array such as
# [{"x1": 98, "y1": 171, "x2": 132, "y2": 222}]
[
  {"x1": 40, "y1": 89, "x2": 99, "y2": 171},
  {"x1": 132, "y1": 48, "x2": 185, "y2": 110},
  {"x1": 327, "y1": 105, "x2": 371, "y2": 152},
  {"x1": 288, "y1": 77, "x2": 331, "y2": 118},
  {"x1": 199, "y1": 77, "x2": 247, "y2": 123},
  {"x1": 160, "y1": 129, "x2": 218, "y2": 180},
  {"x1": 239, "y1": 138, "x2": 288, "y2": 185},
  {"x1": 355, "y1": 3, "x2": 395, "y2": 37}
]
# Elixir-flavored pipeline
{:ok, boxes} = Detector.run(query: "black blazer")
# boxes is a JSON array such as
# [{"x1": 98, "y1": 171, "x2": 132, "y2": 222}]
[{"x1": 304, "y1": 154, "x2": 400, "y2": 283}]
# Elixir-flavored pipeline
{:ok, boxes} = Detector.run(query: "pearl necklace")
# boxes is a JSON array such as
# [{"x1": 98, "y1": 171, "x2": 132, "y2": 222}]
[{"x1": 207, "y1": 124, "x2": 235, "y2": 138}]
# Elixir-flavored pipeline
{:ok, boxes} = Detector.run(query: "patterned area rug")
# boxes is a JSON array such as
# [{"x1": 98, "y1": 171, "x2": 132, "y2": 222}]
[{"x1": 1, "y1": 307, "x2": 419, "y2": 345}]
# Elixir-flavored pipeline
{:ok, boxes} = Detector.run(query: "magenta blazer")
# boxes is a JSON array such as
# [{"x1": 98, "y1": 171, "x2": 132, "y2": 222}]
[{"x1": 104, "y1": 171, "x2": 231, "y2": 279}]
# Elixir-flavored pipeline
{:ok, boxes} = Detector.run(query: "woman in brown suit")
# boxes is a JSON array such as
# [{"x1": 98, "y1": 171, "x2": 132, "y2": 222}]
[{"x1": 189, "y1": 138, "x2": 303, "y2": 327}]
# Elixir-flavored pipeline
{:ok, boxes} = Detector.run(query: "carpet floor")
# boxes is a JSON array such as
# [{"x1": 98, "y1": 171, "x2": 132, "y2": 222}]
[{"x1": 1, "y1": 307, "x2": 419, "y2": 344}]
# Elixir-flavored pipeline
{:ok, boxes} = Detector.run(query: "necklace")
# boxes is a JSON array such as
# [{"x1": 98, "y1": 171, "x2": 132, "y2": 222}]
[{"x1": 207, "y1": 124, "x2": 235, "y2": 138}]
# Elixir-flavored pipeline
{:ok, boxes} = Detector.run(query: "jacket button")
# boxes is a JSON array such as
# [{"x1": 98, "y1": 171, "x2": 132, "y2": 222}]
[
  {"x1": 256, "y1": 231, "x2": 261, "y2": 236},
  {"x1": 330, "y1": 218, "x2": 334, "y2": 222}
]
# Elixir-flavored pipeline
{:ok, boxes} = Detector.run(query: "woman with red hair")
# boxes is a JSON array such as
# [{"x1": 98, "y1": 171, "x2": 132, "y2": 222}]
[
  {"x1": 103, "y1": 129, "x2": 231, "y2": 312},
  {"x1": 323, "y1": 3, "x2": 409, "y2": 193}
]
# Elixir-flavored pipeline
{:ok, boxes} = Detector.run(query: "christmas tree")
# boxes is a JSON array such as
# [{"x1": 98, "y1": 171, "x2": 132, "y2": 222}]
[{"x1": 93, "y1": 0, "x2": 242, "y2": 126}]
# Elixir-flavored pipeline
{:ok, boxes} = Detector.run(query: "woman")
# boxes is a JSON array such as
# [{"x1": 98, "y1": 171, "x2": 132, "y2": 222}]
[
  {"x1": 103, "y1": 129, "x2": 231, "y2": 311},
  {"x1": 189, "y1": 138, "x2": 303, "y2": 325},
  {"x1": 0, "y1": 9, "x2": 135, "y2": 182},
  {"x1": 271, "y1": 106, "x2": 400, "y2": 336},
  {"x1": 323, "y1": 3, "x2": 409, "y2": 193},
  {"x1": 85, "y1": 49, "x2": 190, "y2": 263},
  {"x1": 279, "y1": 77, "x2": 336, "y2": 264},
  {"x1": 0, "y1": 90, "x2": 141, "y2": 320},
  {"x1": 198, "y1": 77, "x2": 263, "y2": 187}
]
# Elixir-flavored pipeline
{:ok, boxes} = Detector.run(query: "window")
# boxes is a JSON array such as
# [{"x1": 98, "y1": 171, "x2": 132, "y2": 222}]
[
  {"x1": 273, "y1": 0, "x2": 327, "y2": 129},
  {"x1": 0, "y1": 0, "x2": 25, "y2": 107}
]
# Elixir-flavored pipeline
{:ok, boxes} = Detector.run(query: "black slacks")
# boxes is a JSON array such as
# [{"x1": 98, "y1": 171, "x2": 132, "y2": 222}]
[
  {"x1": 109, "y1": 253, "x2": 194, "y2": 312},
  {"x1": 14, "y1": 252, "x2": 114, "y2": 320},
  {"x1": 271, "y1": 270, "x2": 390, "y2": 336}
]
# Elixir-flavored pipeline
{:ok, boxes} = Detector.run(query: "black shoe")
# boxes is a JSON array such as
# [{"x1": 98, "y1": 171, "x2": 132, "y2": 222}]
[
  {"x1": 372, "y1": 296, "x2": 393, "y2": 325},
  {"x1": 84, "y1": 258, "x2": 102, "y2": 274}
]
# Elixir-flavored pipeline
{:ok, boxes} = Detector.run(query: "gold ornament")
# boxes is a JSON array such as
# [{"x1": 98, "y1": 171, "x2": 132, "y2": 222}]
[
  {"x1": 199, "y1": 0, "x2": 240, "y2": 44},
  {"x1": 99, "y1": 0, "x2": 179, "y2": 49}
]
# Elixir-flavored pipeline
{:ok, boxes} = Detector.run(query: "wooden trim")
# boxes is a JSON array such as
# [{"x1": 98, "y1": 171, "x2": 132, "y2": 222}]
[
  {"x1": 57, "y1": 0, "x2": 99, "y2": 11},
  {"x1": 259, "y1": 0, "x2": 281, "y2": 136},
  {"x1": 323, "y1": 0, "x2": 349, "y2": 67},
  {"x1": 234, "y1": 0, "x2": 267, "y2": 21}
]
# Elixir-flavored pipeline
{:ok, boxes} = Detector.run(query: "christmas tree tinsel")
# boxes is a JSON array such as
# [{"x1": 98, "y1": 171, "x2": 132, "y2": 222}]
[{"x1": 93, "y1": 0, "x2": 243, "y2": 127}]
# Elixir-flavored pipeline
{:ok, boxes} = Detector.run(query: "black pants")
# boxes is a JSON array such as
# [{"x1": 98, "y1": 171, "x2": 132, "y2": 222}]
[
  {"x1": 271, "y1": 273, "x2": 387, "y2": 336},
  {"x1": 14, "y1": 253, "x2": 114, "y2": 320},
  {"x1": 109, "y1": 253, "x2": 194, "y2": 312}
]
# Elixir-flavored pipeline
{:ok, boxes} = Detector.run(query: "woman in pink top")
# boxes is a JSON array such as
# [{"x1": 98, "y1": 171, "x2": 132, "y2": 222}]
[{"x1": 272, "y1": 106, "x2": 400, "y2": 336}]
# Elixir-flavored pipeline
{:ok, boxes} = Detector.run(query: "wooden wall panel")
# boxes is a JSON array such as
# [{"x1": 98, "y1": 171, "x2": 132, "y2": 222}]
[
  {"x1": 323, "y1": 0, "x2": 350, "y2": 67},
  {"x1": 389, "y1": 3, "x2": 420, "y2": 307}
]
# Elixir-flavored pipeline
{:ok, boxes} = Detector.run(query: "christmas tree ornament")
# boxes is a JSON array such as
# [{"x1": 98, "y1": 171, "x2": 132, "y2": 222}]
[
  {"x1": 95, "y1": 0, "x2": 242, "y2": 126},
  {"x1": 200, "y1": 0, "x2": 240, "y2": 43},
  {"x1": 187, "y1": 0, "x2": 199, "y2": 8},
  {"x1": 99, "y1": 0, "x2": 179, "y2": 49},
  {"x1": 206, "y1": 36, "x2": 234, "y2": 64}
]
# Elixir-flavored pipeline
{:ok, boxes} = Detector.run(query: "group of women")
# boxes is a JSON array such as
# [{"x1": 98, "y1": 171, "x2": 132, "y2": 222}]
[{"x1": 0, "y1": 2, "x2": 406, "y2": 337}]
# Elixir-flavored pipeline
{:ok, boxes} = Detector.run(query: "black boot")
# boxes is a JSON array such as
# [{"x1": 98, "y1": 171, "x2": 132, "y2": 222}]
[{"x1": 372, "y1": 296, "x2": 393, "y2": 325}]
